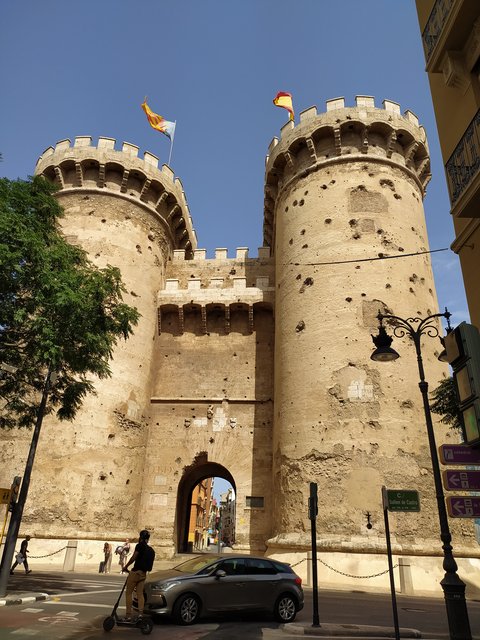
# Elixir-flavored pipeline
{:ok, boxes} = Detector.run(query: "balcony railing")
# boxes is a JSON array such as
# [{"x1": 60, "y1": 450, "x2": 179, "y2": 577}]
[
  {"x1": 446, "y1": 109, "x2": 480, "y2": 207},
  {"x1": 422, "y1": 0, "x2": 455, "y2": 62}
]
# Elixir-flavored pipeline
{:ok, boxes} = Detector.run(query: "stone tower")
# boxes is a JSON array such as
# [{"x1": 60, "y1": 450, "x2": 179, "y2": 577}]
[
  {"x1": 264, "y1": 96, "x2": 448, "y2": 558},
  {"x1": 31, "y1": 137, "x2": 196, "y2": 536}
]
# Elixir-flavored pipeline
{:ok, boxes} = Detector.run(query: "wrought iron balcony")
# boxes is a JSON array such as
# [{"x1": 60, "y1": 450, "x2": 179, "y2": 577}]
[
  {"x1": 422, "y1": 0, "x2": 455, "y2": 63},
  {"x1": 446, "y1": 108, "x2": 480, "y2": 208}
]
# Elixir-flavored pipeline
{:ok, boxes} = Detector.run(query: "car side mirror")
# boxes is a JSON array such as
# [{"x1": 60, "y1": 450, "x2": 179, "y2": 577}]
[{"x1": 215, "y1": 569, "x2": 226, "y2": 579}]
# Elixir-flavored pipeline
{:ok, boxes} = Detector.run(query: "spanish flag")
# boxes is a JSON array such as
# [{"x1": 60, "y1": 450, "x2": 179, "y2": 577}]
[
  {"x1": 273, "y1": 92, "x2": 294, "y2": 121},
  {"x1": 141, "y1": 100, "x2": 176, "y2": 140}
]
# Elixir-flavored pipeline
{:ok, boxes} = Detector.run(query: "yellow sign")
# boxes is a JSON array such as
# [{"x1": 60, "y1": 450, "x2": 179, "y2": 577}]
[{"x1": 0, "y1": 488, "x2": 11, "y2": 505}]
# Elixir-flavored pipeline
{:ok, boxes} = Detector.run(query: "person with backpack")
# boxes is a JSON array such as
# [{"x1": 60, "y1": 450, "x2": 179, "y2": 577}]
[
  {"x1": 122, "y1": 530, "x2": 155, "y2": 621},
  {"x1": 115, "y1": 538, "x2": 130, "y2": 572}
]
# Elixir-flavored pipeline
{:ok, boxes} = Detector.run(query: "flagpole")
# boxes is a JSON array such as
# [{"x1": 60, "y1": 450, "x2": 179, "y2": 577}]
[{"x1": 168, "y1": 121, "x2": 176, "y2": 166}]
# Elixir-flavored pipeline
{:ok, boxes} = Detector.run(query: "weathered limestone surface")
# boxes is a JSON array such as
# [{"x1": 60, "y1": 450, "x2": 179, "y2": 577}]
[
  {"x1": 1, "y1": 100, "x2": 478, "y2": 592},
  {"x1": 264, "y1": 98, "x2": 465, "y2": 555}
]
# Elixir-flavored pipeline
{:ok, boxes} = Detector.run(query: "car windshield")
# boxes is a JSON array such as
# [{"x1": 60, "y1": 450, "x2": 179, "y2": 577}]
[{"x1": 172, "y1": 556, "x2": 217, "y2": 574}]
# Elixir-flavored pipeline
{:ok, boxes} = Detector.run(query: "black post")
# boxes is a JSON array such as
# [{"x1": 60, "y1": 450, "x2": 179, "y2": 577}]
[
  {"x1": 0, "y1": 368, "x2": 52, "y2": 597},
  {"x1": 309, "y1": 482, "x2": 320, "y2": 627},
  {"x1": 382, "y1": 487, "x2": 400, "y2": 640}
]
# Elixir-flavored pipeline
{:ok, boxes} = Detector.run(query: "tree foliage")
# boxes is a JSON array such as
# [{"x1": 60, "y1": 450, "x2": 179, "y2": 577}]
[
  {"x1": 430, "y1": 376, "x2": 463, "y2": 434},
  {"x1": 0, "y1": 176, "x2": 140, "y2": 428}
]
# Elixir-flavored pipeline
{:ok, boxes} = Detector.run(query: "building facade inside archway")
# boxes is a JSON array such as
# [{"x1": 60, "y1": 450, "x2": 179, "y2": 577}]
[{"x1": 2, "y1": 96, "x2": 479, "y2": 593}]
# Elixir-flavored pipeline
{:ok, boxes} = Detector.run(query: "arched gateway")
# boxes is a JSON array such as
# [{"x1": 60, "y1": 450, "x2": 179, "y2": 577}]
[{"x1": 175, "y1": 455, "x2": 235, "y2": 553}]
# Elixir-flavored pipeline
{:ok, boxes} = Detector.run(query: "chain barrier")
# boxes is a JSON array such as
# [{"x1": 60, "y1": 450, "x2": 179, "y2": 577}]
[
  {"x1": 28, "y1": 546, "x2": 67, "y2": 559},
  {"x1": 318, "y1": 557, "x2": 398, "y2": 579},
  {"x1": 290, "y1": 556, "x2": 397, "y2": 579},
  {"x1": 290, "y1": 558, "x2": 307, "y2": 568}
]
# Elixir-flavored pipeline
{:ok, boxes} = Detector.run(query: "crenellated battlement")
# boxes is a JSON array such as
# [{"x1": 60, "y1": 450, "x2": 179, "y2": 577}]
[
  {"x1": 165, "y1": 245, "x2": 273, "y2": 291},
  {"x1": 171, "y1": 246, "x2": 271, "y2": 261},
  {"x1": 263, "y1": 96, "x2": 432, "y2": 248},
  {"x1": 35, "y1": 136, "x2": 197, "y2": 254}
]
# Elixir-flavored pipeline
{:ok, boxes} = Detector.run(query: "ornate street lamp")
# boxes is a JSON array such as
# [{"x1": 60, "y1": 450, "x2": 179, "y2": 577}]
[{"x1": 370, "y1": 309, "x2": 471, "y2": 640}]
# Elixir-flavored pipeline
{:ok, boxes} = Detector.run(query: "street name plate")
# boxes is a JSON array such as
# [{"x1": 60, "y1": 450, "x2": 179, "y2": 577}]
[
  {"x1": 439, "y1": 444, "x2": 480, "y2": 465},
  {"x1": 443, "y1": 470, "x2": 480, "y2": 491},
  {"x1": 447, "y1": 496, "x2": 480, "y2": 518},
  {"x1": 386, "y1": 490, "x2": 420, "y2": 512}
]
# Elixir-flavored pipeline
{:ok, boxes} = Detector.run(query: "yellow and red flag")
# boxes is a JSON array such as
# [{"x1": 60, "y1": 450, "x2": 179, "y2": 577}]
[
  {"x1": 141, "y1": 99, "x2": 176, "y2": 140},
  {"x1": 273, "y1": 91, "x2": 294, "y2": 121}
]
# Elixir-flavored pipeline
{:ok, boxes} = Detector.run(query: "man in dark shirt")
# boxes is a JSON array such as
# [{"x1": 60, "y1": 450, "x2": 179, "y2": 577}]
[
  {"x1": 10, "y1": 536, "x2": 32, "y2": 575},
  {"x1": 122, "y1": 530, "x2": 155, "y2": 621}
]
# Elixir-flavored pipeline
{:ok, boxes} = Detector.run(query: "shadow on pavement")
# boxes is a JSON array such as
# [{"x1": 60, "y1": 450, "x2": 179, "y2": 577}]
[{"x1": 6, "y1": 570, "x2": 123, "y2": 595}]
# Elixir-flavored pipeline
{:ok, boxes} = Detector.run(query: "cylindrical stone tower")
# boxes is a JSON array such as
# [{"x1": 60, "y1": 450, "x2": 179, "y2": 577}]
[
  {"x1": 28, "y1": 136, "x2": 196, "y2": 538},
  {"x1": 265, "y1": 96, "x2": 450, "y2": 558}
]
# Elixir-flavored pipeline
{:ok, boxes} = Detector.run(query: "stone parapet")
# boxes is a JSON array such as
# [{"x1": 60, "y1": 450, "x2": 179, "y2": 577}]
[
  {"x1": 157, "y1": 275, "x2": 274, "y2": 335},
  {"x1": 35, "y1": 136, "x2": 197, "y2": 254},
  {"x1": 172, "y1": 246, "x2": 271, "y2": 260},
  {"x1": 264, "y1": 96, "x2": 431, "y2": 249}
]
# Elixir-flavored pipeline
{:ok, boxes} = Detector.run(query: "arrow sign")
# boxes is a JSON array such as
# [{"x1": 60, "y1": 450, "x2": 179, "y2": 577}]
[
  {"x1": 439, "y1": 444, "x2": 480, "y2": 465},
  {"x1": 443, "y1": 470, "x2": 480, "y2": 491},
  {"x1": 447, "y1": 496, "x2": 480, "y2": 518}
]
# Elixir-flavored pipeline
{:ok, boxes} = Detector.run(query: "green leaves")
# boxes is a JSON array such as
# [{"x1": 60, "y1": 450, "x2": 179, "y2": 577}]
[
  {"x1": 430, "y1": 376, "x2": 463, "y2": 433},
  {"x1": 0, "y1": 176, "x2": 139, "y2": 429}
]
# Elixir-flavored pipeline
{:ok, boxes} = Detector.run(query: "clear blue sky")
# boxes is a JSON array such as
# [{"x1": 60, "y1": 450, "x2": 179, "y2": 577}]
[{"x1": 0, "y1": 0, "x2": 469, "y2": 325}]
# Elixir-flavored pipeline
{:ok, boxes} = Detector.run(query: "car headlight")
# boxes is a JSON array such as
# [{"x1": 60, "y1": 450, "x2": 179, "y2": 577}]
[{"x1": 151, "y1": 581, "x2": 181, "y2": 592}]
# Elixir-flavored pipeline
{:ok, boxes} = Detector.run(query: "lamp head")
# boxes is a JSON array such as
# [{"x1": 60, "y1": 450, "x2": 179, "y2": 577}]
[
  {"x1": 370, "y1": 325, "x2": 400, "y2": 362},
  {"x1": 438, "y1": 310, "x2": 454, "y2": 362}
]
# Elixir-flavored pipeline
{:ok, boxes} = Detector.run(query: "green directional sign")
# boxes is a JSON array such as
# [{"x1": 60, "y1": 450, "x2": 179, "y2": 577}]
[{"x1": 384, "y1": 489, "x2": 420, "y2": 512}]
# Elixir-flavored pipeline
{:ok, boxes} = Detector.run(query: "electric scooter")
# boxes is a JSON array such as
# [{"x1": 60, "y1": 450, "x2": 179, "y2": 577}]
[{"x1": 103, "y1": 575, "x2": 153, "y2": 635}]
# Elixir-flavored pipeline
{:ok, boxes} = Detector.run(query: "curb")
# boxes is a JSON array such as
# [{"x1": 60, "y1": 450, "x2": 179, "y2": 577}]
[
  {"x1": 284, "y1": 623, "x2": 422, "y2": 638},
  {"x1": 0, "y1": 593, "x2": 49, "y2": 607}
]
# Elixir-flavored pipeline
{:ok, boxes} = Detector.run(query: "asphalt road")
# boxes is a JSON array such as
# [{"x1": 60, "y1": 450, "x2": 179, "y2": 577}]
[{"x1": 1, "y1": 571, "x2": 480, "y2": 639}]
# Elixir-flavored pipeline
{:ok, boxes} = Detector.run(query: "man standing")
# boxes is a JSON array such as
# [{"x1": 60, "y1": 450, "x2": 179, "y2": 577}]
[
  {"x1": 10, "y1": 536, "x2": 32, "y2": 575},
  {"x1": 122, "y1": 530, "x2": 155, "y2": 621}
]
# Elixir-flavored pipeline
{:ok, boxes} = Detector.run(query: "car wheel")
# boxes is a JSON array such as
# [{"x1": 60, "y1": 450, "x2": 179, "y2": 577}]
[
  {"x1": 102, "y1": 616, "x2": 115, "y2": 631},
  {"x1": 173, "y1": 593, "x2": 201, "y2": 625},
  {"x1": 274, "y1": 593, "x2": 297, "y2": 623}
]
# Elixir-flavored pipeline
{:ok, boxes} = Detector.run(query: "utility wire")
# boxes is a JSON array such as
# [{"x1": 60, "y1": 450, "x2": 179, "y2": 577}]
[{"x1": 289, "y1": 247, "x2": 449, "y2": 267}]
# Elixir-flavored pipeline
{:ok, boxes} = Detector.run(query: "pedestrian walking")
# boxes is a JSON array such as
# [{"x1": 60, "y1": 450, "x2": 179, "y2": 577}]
[
  {"x1": 122, "y1": 530, "x2": 155, "y2": 622},
  {"x1": 102, "y1": 542, "x2": 112, "y2": 573},
  {"x1": 10, "y1": 536, "x2": 32, "y2": 575}
]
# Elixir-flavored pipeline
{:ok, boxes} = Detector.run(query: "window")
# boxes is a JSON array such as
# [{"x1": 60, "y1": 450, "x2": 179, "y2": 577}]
[
  {"x1": 219, "y1": 558, "x2": 247, "y2": 575},
  {"x1": 247, "y1": 558, "x2": 276, "y2": 575},
  {"x1": 246, "y1": 496, "x2": 264, "y2": 508},
  {"x1": 271, "y1": 559, "x2": 293, "y2": 573}
]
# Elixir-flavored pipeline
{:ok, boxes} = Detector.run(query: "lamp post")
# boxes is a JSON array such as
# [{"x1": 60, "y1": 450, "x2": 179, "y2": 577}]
[
  {"x1": 370, "y1": 310, "x2": 471, "y2": 640},
  {"x1": 0, "y1": 366, "x2": 54, "y2": 597}
]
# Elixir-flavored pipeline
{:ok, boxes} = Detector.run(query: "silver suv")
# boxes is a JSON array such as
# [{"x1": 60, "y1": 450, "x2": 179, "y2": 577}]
[{"x1": 142, "y1": 554, "x2": 304, "y2": 625}]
